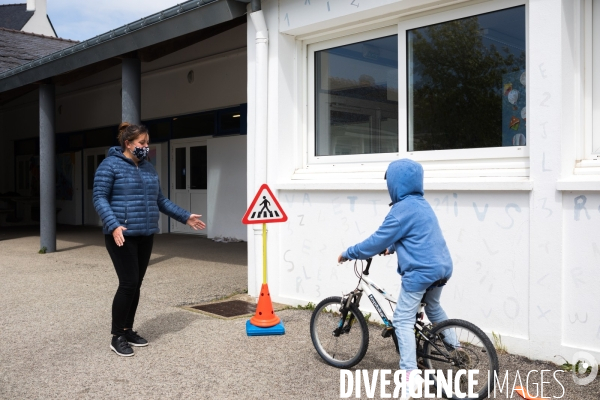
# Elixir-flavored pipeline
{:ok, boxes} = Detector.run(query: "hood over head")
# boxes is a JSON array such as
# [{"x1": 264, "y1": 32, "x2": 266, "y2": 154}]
[
  {"x1": 107, "y1": 146, "x2": 142, "y2": 166},
  {"x1": 108, "y1": 146, "x2": 123, "y2": 158},
  {"x1": 385, "y1": 159, "x2": 424, "y2": 204}
]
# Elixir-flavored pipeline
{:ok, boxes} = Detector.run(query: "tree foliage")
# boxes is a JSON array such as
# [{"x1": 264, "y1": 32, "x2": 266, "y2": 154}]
[{"x1": 410, "y1": 17, "x2": 525, "y2": 150}]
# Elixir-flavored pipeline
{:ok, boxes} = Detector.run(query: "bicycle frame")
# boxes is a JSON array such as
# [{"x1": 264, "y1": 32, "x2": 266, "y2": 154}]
[
  {"x1": 343, "y1": 259, "x2": 447, "y2": 361},
  {"x1": 354, "y1": 273, "x2": 397, "y2": 328},
  {"x1": 311, "y1": 257, "x2": 498, "y2": 394}
]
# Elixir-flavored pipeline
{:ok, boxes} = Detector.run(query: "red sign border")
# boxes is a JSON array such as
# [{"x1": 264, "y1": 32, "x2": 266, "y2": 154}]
[{"x1": 242, "y1": 183, "x2": 288, "y2": 224}]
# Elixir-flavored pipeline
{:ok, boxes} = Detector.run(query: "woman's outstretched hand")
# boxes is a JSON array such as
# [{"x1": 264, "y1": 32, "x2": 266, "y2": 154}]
[
  {"x1": 186, "y1": 214, "x2": 206, "y2": 230},
  {"x1": 112, "y1": 226, "x2": 127, "y2": 247}
]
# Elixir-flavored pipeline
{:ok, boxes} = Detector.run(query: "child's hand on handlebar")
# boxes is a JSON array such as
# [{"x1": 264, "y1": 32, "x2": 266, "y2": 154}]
[{"x1": 337, "y1": 254, "x2": 348, "y2": 264}]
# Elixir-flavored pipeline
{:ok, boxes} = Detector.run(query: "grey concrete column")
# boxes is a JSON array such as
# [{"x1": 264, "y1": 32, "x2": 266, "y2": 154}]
[
  {"x1": 122, "y1": 57, "x2": 141, "y2": 125},
  {"x1": 39, "y1": 83, "x2": 56, "y2": 253}
]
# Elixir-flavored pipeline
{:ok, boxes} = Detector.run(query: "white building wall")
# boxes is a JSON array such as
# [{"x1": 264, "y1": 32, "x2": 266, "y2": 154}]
[
  {"x1": 249, "y1": 0, "x2": 600, "y2": 363},
  {"x1": 207, "y1": 135, "x2": 248, "y2": 241},
  {"x1": 142, "y1": 49, "x2": 247, "y2": 120}
]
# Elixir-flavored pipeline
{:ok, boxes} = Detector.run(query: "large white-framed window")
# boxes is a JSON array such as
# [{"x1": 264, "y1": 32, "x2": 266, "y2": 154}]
[
  {"x1": 581, "y1": 0, "x2": 600, "y2": 162},
  {"x1": 307, "y1": 26, "x2": 399, "y2": 165},
  {"x1": 304, "y1": 0, "x2": 527, "y2": 170}
]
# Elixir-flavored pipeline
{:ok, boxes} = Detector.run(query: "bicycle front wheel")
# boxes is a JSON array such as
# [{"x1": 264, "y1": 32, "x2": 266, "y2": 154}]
[
  {"x1": 310, "y1": 296, "x2": 369, "y2": 369},
  {"x1": 422, "y1": 319, "x2": 499, "y2": 400}
]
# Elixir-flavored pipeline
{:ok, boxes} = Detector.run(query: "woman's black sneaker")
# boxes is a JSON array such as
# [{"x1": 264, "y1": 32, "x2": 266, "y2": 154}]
[
  {"x1": 124, "y1": 330, "x2": 148, "y2": 347},
  {"x1": 111, "y1": 335, "x2": 134, "y2": 357}
]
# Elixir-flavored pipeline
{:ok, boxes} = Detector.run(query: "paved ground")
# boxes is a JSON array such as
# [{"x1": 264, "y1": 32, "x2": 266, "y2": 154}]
[{"x1": 0, "y1": 226, "x2": 598, "y2": 399}]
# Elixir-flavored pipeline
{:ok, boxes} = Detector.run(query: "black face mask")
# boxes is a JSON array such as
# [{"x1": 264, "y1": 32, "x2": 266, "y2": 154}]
[{"x1": 132, "y1": 146, "x2": 149, "y2": 161}]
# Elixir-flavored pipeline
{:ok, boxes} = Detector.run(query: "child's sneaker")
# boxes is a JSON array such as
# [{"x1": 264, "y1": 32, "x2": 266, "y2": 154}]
[
  {"x1": 400, "y1": 370, "x2": 425, "y2": 400},
  {"x1": 124, "y1": 330, "x2": 148, "y2": 347},
  {"x1": 110, "y1": 335, "x2": 134, "y2": 357}
]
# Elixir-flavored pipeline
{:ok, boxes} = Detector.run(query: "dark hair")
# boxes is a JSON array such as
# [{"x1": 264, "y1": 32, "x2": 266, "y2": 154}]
[{"x1": 117, "y1": 122, "x2": 148, "y2": 150}]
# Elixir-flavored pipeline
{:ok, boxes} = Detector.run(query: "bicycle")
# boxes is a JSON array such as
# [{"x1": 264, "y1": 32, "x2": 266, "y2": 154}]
[{"x1": 309, "y1": 256, "x2": 499, "y2": 400}]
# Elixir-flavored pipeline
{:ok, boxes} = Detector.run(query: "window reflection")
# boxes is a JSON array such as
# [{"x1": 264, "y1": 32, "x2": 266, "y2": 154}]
[
  {"x1": 407, "y1": 6, "x2": 526, "y2": 151},
  {"x1": 315, "y1": 35, "x2": 399, "y2": 156}
]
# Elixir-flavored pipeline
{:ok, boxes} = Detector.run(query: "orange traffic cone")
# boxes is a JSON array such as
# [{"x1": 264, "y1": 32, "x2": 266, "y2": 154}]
[{"x1": 250, "y1": 283, "x2": 280, "y2": 327}]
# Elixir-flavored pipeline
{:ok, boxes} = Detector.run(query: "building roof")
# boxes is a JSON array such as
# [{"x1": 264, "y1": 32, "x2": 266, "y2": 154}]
[
  {"x1": 0, "y1": 27, "x2": 77, "y2": 73},
  {"x1": 0, "y1": 0, "x2": 246, "y2": 99},
  {"x1": 0, "y1": 4, "x2": 33, "y2": 31}
]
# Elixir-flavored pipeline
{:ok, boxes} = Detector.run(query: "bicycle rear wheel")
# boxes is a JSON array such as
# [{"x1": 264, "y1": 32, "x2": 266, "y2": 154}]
[
  {"x1": 310, "y1": 296, "x2": 369, "y2": 368},
  {"x1": 422, "y1": 319, "x2": 499, "y2": 400}
]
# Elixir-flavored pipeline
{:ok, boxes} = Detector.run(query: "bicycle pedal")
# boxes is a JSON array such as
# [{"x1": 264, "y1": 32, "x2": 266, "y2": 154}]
[{"x1": 381, "y1": 326, "x2": 394, "y2": 338}]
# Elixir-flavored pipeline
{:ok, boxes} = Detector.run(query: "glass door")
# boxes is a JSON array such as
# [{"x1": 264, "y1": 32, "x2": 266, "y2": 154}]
[
  {"x1": 170, "y1": 139, "x2": 207, "y2": 234},
  {"x1": 83, "y1": 148, "x2": 107, "y2": 226}
]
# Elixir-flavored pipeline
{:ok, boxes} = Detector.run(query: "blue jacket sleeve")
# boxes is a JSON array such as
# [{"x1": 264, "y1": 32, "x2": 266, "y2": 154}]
[
  {"x1": 92, "y1": 161, "x2": 120, "y2": 234},
  {"x1": 387, "y1": 243, "x2": 396, "y2": 254},
  {"x1": 342, "y1": 213, "x2": 403, "y2": 260},
  {"x1": 157, "y1": 186, "x2": 192, "y2": 224}
]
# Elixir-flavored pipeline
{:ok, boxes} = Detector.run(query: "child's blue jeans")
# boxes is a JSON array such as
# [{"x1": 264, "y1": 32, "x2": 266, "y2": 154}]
[{"x1": 393, "y1": 285, "x2": 458, "y2": 370}]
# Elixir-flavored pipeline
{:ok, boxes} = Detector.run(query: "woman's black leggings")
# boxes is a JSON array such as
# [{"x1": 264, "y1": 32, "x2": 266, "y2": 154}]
[{"x1": 105, "y1": 234, "x2": 154, "y2": 336}]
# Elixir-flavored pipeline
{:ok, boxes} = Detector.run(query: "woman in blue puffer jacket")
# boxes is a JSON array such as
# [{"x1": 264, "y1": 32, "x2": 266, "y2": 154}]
[{"x1": 93, "y1": 122, "x2": 206, "y2": 357}]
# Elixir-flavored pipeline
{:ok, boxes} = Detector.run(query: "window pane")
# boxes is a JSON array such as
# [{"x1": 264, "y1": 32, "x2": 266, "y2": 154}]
[
  {"x1": 219, "y1": 110, "x2": 241, "y2": 132},
  {"x1": 189, "y1": 146, "x2": 207, "y2": 190},
  {"x1": 24, "y1": 160, "x2": 29, "y2": 189},
  {"x1": 172, "y1": 112, "x2": 215, "y2": 139},
  {"x1": 315, "y1": 35, "x2": 399, "y2": 156},
  {"x1": 69, "y1": 134, "x2": 83, "y2": 149},
  {"x1": 87, "y1": 155, "x2": 94, "y2": 190},
  {"x1": 175, "y1": 147, "x2": 186, "y2": 190},
  {"x1": 408, "y1": 6, "x2": 526, "y2": 151},
  {"x1": 146, "y1": 121, "x2": 170, "y2": 142},
  {"x1": 85, "y1": 127, "x2": 115, "y2": 148},
  {"x1": 593, "y1": 1, "x2": 600, "y2": 154},
  {"x1": 18, "y1": 161, "x2": 24, "y2": 190}
]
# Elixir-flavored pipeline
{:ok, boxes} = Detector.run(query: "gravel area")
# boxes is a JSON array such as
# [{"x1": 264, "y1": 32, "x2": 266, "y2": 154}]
[{"x1": 0, "y1": 226, "x2": 598, "y2": 399}]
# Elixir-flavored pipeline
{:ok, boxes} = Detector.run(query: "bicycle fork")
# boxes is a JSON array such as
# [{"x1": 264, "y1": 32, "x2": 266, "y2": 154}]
[{"x1": 332, "y1": 291, "x2": 363, "y2": 337}]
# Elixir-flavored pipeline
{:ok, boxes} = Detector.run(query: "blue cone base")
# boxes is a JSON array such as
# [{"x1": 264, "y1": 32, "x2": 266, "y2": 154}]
[{"x1": 246, "y1": 320, "x2": 285, "y2": 336}]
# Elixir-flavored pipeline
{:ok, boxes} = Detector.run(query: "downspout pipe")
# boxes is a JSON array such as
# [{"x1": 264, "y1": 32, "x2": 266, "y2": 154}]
[
  {"x1": 249, "y1": 1, "x2": 269, "y2": 295},
  {"x1": 250, "y1": 4, "x2": 268, "y2": 186}
]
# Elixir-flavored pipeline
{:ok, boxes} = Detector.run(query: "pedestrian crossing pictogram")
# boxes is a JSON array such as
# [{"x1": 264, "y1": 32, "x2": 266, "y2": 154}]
[{"x1": 242, "y1": 184, "x2": 288, "y2": 224}]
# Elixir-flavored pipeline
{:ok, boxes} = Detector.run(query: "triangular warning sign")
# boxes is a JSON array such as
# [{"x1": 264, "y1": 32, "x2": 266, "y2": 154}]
[{"x1": 242, "y1": 184, "x2": 288, "y2": 224}]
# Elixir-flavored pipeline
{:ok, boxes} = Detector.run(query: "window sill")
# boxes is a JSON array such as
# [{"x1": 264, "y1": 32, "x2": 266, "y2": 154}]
[
  {"x1": 556, "y1": 176, "x2": 600, "y2": 191},
  {"x1": 277, "y1": 177, "x2": 533, "y2": 191},
  {"x1": 573, "y1": 160, "x2": 600, "y2": 175}
]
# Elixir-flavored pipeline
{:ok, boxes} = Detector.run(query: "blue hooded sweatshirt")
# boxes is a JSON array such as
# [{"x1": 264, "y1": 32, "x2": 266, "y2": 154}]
[
  {"x1": 342, "y1": 159, "x2": 452, "y2": 292},
  {"x1": 93, "y1": 146, "x2": 191, "y2": 236}
]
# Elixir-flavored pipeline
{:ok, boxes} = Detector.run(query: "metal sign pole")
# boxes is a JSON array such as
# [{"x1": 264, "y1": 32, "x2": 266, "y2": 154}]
[
  {"x1": 262, "y1": 223, "x2": 267, "y2": 285},
  {"x1": 243, "y1": 184, "x2": 286, "y2": 335}
]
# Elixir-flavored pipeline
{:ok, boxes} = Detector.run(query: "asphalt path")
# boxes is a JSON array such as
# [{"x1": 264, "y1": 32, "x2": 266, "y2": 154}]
[{"x1": 0, "y1": 226, "x2": 598, "y2": 399}]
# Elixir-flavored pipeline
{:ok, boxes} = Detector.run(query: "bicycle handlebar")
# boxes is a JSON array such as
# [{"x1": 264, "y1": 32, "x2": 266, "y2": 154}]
[{"x1": 340, "y1": 249, "x2": 388, "y2": 275}]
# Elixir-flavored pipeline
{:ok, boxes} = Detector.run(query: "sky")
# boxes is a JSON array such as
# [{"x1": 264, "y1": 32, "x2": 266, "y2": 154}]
[{"x1": 0, "y1": 0, "x2": 184, "y2": 41}]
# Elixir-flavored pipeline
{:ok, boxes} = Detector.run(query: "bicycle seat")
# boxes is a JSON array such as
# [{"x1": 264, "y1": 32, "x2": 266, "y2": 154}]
[{"x1": 425, "y1": 279, "x2": 448, "y2": 291}]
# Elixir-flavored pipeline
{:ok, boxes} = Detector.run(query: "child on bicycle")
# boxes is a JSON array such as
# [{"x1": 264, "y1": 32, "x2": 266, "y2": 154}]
[{"x1": 338, "y1": 158, "x2": 456, "y2": 399}]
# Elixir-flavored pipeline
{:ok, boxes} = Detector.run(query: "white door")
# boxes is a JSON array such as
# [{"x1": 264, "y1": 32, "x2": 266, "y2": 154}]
[
  {"x1": 170, "y1": 139, "x2": 208, "y2": 235},
  {"x1": 83, "y1": 147, "x2": 108, "y2": 226}
]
